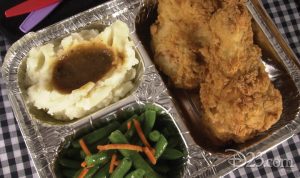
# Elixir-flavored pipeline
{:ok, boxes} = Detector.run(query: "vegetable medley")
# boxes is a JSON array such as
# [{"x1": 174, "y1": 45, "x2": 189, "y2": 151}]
[{"x1": 56, "y1": 105, "x2": 186, "y2": 178}]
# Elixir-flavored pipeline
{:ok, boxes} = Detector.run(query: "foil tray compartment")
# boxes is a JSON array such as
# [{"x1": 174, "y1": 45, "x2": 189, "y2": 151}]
[
  {"x1": 57, "y1": 101, "x2": 193, "y2": 178},
  {"x1": 3, "y1": 0, "x2": 145, "y2": 125},
  {"x1": 1, "y1": 0, "x2": 300, "y2": 178},
  {"x1": 135, "y1": 0, "x2": 300, "y2": 177}
]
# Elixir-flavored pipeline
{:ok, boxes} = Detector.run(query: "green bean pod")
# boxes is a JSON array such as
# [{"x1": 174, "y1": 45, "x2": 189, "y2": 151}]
[
  {"x1": 108, "y1": 130, "x2": 162, "y2": 178},
  {"x1": 56, "y1": 167, "x2": 63, "y2": 178},
  {"x1": 58, "y1": 158, "x2": 81, "y2": 169},
  {"x1": 65, "y1": 148, "x2": 81, "y2": 160},
  {"x1": 84, "y1": 163, "x2": 102, "y2": 178},
  {"x1": 118, "y1": 109, "x2": 136, "y2": 122},
  {"x1": 72, "y1": 121, "x2": 120, "y2": 147},
  {"x1": 161, "y1": 148, "x2": 184, "y2": 160},
  {"x1": 125, "y1": 169, "x2": 145, "y2": 178},
  {"x1": 137, "y1": 113, "x2": 145, "y2": 122},
  {"x1": 161, "y1": 126, "x2": 177, "y2": 138},
  {"x1": 143, "y1": 110, "x2": 156, "y2": 136},
  {"x1": 154, "y1": 135, "x2": 168, "y2": 159},
  {"x1": 149, "y1": 130, "x2": 161, "y2": 142},
  {"x1": 80, "y1": 150, "x2": 86, "y2": 160},
  {"x1": 93, "y1": 163, "x2": 110, "y2": 178},
  {"x1": 110, "y1": 157, "x2": 132, "y2": 178},
  {"x1": 119, "y1": 114, "x2": 138, "y2": 133},
  {"x1": 89, "y1": 138, "x2": 109, "y2": 153},
  {"x1": 154, "y1": 163, "x2": 170, "y2": 174},
  {"x1": 145, "y1": 104, "x2": 161, "y2": 112},
  {"x1": 125, "y1": 121, "x2": 136, "y2": 139},
  {"x1": 167, "y1": 137, "x2": 179, "y2": 148},
  {"x1": 85, "y1": 151, "x2": 109, "y2": 167},
  {"x1": 108, "y1": 130, "x2": 133, "y2": 157},
  {"x1": 73, "y1": 168, "x2": 83, "y2": 178}
]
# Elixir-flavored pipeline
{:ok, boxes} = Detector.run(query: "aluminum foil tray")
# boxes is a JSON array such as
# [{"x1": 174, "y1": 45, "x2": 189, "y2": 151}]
[{"x1": 1, "y1": 0, "x2": 300, "y2": 177}]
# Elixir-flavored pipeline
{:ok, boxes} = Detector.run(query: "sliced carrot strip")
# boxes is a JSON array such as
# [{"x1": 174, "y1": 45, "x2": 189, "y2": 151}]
[
  {"x1": 87, "y1": 164, "x2": 95, "y2": 168},
  {"x1": 78, "y1": 168, "x2": 89, "y2": 178},
  {"x1": 127, "y1": 121, "x2": 132, "y2": 130},
  {"x1": 109, "y1": 153, "x2": 117, "y2": 173},
  {"x1": 151, "y1": 148, "x2": 156, "y2": 155},
  {"x1": 143, "y1": 147, "x2": 157, "y2": 165},
  {"x1": 114, "y1": 160, "x2": 119, "y2": 166},
  {"x1": 80, "y1": 161, "x2": 94, "y2": 168},
  {"x1": 79, "y1": 139, "x2": 91, "y2": 156},
  {"x1": 81, "y1": 161, "x2": 87, "y2": 168},
  {"x1": 132, "y1": 119, "x2": 151, "y2": 148},
  {"x1": 97, "y1": 144, "x2": 143, "y2": 152}
]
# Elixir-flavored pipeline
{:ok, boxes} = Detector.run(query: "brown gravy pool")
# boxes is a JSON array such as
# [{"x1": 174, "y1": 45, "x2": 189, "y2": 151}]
[{"x1": 52, "y1": 43, "x2": 114, "y2": 93}]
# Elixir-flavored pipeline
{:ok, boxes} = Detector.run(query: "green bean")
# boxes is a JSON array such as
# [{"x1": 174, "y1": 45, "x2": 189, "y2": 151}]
[
  {"x1": 149, "y1": 130, "x2": 161, "y2": 142},
  {"x1": 137, "y1": 113, "x2": 145, "y2": 122},
  {"x1": 73, "y1": 140, "x2": 84, "y2": 149},
  {"x1": 145, "y1": 104, "x2": 161, "y2": 112},
  {"x1": 71, "y1": 138, "x2": 108, "y2": 157},
  {"x1": 125, "y1": 169, "x2": 145, "y2": 178},
  {"x1": 85, "y1": 121, "x2": 120, "y2": 144},
  {"x1": 143, "y1": 110, "x2": 156, "y2": 136},
  {"x1": 85, "y1": 151, "x2": 109, "y2": 167},
  {"x1": 124, "y1": 117, "x2": 138, "y2": 140},
  {"x1": 167, "y1": 137, "x2": 179, "y2": 148},
  {"x1": 153, "y1": 162, "x2": 170, "y2": 174},
  {"x1": 110, "y1": 157, "x2": 132, "y2": 178},
  {"x1": 119, "y1": 114, "x2": 138, "y2": 133},
  {"x1": 161, "y1": 148, "x2": 184, "y2": 160},
  {"x1": 130, "y1": 152, "x2": 163, "y2": 178},
  {"x1": 72, "y1": 121, "x2": 120, "y2": 147},
  {"x1": 73, "y1": 168, "x2": 83, "y2": 178},
  {"x1": 154, "y1": 135, "x2": 168, "y2": 159},
  {"x1": 56, "y1": 167, "x2": 64, "y2": 178},
  {"x1": 125, "y1": 125, "x2": 136, "y2": 140},
  {"x1": 65, "y1": 148, "x2": 81, "y2": 159},
  {"x1": 84, "y1": 163, "x2": 102, "y2": 178},
  {"x1": 118, "y1": 109, "x2": 136, "y2": 122},
  {"x1": 62, "y1": 169, "x2": 77, "y2": 178},
  {"x1": 89, "y1": 138, "x2": 109, "y2": 153},
  {"x1": 93, "y1": 163, "x2": 110, "y2": 178},
  {"x1": 161, "y1": 126, "x2": 178, "y2": 138},
  {"x1": 161, "y1": 128, "x2": 171, "y2": 138},
  {"x1": 80, "y1": 150, "x2": 86, "y2": 160},
  {"x1": 58, "y1": 158, "x2": 81, "y2": 169},
  {"x1": 109, "y1": 130, "x2": 134, "y2": 157},
  {"x1": 109, "y1": 130, "x2": 162, "y2": 178}
]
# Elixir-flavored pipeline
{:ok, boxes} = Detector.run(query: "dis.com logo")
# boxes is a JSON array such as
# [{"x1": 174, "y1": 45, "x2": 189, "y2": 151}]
[{"x1": 225, "y1": 149, "x2": 294, "y2": 168}]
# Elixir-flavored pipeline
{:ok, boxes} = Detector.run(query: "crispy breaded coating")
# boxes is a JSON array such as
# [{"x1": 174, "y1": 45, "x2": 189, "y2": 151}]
[
  {"x1": 150, "y1": 0, "x2": 219, "y2": 89},
  {"x1": 199, "y1": 3, "x2": 282, "y2": 143},
  {"x1": 150, "y1": 0, "x2": 282, "y2": 143}
]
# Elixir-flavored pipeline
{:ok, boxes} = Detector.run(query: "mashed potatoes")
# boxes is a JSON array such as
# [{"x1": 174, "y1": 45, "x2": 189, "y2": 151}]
[{"x1": 26, "y1": 21, "x2": 139, "y2": 120}]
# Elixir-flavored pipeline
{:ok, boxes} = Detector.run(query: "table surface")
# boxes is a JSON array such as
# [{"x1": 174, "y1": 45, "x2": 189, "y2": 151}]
[{"x1": 0, "y1": 0, "x2": 299, "y2": 178}]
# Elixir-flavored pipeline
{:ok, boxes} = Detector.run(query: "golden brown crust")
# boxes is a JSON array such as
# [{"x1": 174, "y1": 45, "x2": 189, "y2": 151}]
[
  {"x1": 150, "y1": 0, "x2": 282, "y2": 143},
  {"x1": 199, "y1": 3, "x2": 282, "y2": 143},
  {"x1": 150, "y1": 0, "x2": 219, "y2": 89}
]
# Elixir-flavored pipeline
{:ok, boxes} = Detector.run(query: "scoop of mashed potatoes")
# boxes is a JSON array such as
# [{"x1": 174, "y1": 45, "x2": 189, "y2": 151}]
[{"x1": 26, "y1": 21, "x2": 139, "y2": 120}]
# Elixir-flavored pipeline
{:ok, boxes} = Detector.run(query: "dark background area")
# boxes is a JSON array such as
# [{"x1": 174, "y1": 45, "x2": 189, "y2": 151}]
[{"x1": 0, "y1": 0, "x2": 109, "y2": 42}]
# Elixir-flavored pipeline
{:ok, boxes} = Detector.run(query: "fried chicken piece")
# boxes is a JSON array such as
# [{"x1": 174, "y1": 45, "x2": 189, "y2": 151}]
[
  {"x1": 151, "y1": 0, "x2": 219, "y2": 89},
  {"x1": 199, "y1": 3, "x2": 282, "y2": 143}
]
